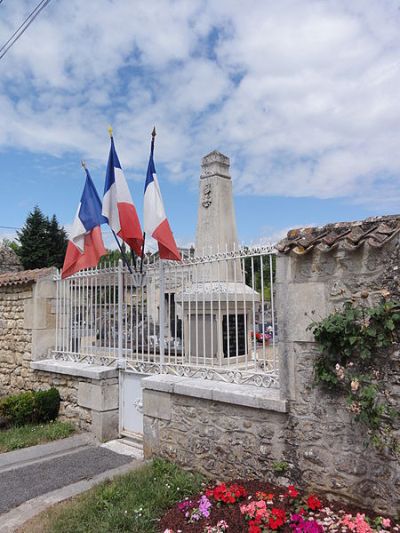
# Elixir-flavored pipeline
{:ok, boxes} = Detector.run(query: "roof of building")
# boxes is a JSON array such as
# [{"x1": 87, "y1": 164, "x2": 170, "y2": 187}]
[
  {"x1": 0, "y1": 267, "x2": 55, "y2": 287},
  {"x1": 276, "y1": 215, "x2": 400, "y2": 255}
]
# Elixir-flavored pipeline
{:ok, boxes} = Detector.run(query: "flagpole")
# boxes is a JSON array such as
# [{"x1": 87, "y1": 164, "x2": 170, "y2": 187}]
[
  {"x1": 111, "y1": 230, "x2": 133, "y2": 274},
  {"x1": 148, "y1": 126, "x2": 165, "y2": 365},
  {"x1": 106, "y1": 128, "x2": 138, "y2": 273},
  {"x1": 140, "y1": 232, "x2": 146, "y2": 273},
  {"x1": 81, "y1": 159, "x2": 133, "y2": 274},
  {"x1": 140, "y1": 126, "x2": 155, "y2": 273}
]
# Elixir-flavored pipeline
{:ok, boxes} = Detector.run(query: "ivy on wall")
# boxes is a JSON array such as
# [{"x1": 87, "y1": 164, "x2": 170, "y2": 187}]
[{"x1": 308, "y1": 300, "x2": 400, "y2": 455}]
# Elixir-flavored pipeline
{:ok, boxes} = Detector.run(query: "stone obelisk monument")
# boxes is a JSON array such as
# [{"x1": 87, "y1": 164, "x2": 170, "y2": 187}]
[
  {"x1": 179, "y1": 150, "x2": 258, "y2": 362},
  {"x1": 195, "y1": 151, "x2": 239, "y2": 256}
]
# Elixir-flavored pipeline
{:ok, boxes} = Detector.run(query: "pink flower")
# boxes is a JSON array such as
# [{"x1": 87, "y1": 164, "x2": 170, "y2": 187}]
[
  {"x1": 382, "y1": 519, "x2": 391, "y2": 529},
  {"x1": 342, "y1": 513, "x2": 373, "y2": 533}
]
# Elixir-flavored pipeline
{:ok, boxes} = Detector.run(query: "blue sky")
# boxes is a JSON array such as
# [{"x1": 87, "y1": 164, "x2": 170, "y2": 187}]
[{"x1": 1, "y1": 0, "x2": 400, "y2": 250}]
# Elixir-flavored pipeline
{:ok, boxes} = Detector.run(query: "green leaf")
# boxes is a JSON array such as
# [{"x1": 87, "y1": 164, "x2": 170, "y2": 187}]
[{"x1": 385, "y1": 319, "x2": 395, "y2": 331}]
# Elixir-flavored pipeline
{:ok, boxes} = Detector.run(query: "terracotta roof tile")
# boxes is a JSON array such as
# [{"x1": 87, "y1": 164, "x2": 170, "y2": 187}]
[
  {"x1": 0, "y1": 267, "x2": 55, "y2": 287},
  {"x1": 276, "y1": 215, "x2": 400, "y2": 255}
]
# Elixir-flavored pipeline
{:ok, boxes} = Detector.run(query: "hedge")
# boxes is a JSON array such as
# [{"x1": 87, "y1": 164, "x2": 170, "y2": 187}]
[{"x1": 0, "y1": 388, "x2": 61, "y2": 427}]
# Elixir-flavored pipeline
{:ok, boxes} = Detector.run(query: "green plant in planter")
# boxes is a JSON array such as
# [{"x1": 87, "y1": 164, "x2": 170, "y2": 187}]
[{"x1": 308, "y1": 299, "x2": 400, "y2": 454}]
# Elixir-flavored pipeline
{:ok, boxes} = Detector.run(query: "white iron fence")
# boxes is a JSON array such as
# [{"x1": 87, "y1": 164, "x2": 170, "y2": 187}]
[{"x1": 54, "y1": 245, "x2": 279, "y2": 387}]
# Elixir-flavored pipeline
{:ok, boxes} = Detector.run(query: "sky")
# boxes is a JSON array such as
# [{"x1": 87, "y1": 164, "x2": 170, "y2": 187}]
[{"x1": 1, "y1": 0, "x2": 400, "y2": 250}]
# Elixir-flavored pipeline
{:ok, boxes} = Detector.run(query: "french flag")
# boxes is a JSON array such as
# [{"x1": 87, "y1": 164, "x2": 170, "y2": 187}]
[
  {"x1": 102, "y1": 135, "x2": 143, "y2": 256},
  {"x1": 143, "y1": 130, "x2": 181, "y2": 261},
  {"x1": 62, "y1": 168, "x2": 107, "y2": 279}
]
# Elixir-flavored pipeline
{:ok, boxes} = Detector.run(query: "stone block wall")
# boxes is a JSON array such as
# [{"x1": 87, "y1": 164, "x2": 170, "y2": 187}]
[
  {"x1": 0, "y1": 284, "x2": 33, "y2": 393},
  {"x1": 0, "y1": 281, "x2": 91, "y2": 431},
  {"x1": 0, "y1": 272, "x2": 119, "y2": 440}
]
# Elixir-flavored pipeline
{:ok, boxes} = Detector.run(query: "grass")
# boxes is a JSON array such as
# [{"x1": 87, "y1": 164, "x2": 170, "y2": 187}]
[
  {"x1": 0, "y1": 420, "x2": 76, "y2": 452},
  {"x1": 19, "y1": 459, "x2": 204, "y2": 533}
]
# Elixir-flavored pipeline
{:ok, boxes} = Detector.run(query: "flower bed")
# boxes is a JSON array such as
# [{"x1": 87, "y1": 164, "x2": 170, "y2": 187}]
[{"x1": 159, "y1": 480, "x2": 399, "y2": 533}]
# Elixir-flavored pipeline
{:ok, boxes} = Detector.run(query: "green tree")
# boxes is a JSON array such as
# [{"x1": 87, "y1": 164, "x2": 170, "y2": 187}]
[
  {"x1": 1, "y1": 238, "x2": 19, "y2": 254},
  {"x1": 47, "y1": 215, "x2": 67, "y2": 268},
  {"x1": 98, "y1": 242, "x2": 135, "y2": 267},
  {"x1": 244, "y1": 252, "x2": 276, "y2": 301},
  {"x1": 15, "y1": 207, "x2": 68, "y2": 270}
]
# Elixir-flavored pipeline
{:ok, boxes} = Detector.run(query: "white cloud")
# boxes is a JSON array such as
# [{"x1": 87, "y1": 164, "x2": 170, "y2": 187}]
[{"x1": 1, "y1": 0, "x2": 400, "y2": 206}]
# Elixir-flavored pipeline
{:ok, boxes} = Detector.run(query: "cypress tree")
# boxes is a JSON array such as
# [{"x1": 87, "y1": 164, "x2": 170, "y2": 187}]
[
  {"x1": 47, "y1": 214, "x2": 68, "y2": 268},
  {"x1": 16, "y1": 206, "x2": 49, "y2": 269},
  {"x1": 16, "y1": 207, "x2": 68, "y2": 270}
]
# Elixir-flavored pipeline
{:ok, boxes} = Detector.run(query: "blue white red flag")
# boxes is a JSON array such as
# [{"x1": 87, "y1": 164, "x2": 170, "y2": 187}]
[
  {"x1": 102, "y1": 136, "x2": 143, "y2": 256},
  {"x1": 143, "y1": 131, "x2": 180, "y2": 261},
  {"x1": 62, "y1": 168, "x2": 107, "y2": 279}
]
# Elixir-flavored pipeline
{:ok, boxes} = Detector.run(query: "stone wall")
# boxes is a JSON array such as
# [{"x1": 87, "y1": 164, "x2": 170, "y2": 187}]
[
  {"x1": 0, "y1": 280, "x2": 91, "y2": 431},
  {"x1": 0, "y1": 272, "x2": 119, "y2": 440},
  {"x1": 143, "y1": 381, "x2": 289, "y2": 481},
  {"x1": 0, "y1": 284, "x2": 32, "y2": 393},
  {"x1": 143, "y1": 221, "x2": 400, "y2": 515},
  {"x1": 276, "y1": 231, "x2": 400, "y2": 514}
]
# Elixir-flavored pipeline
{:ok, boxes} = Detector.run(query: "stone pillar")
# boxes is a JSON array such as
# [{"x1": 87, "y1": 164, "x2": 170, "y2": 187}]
[
  {"x1": 78, "y1": 377, "x2": 119, "y2": 441},
  {"x1": 24, "y1": 274, "x2": 57, "y2": 360}
]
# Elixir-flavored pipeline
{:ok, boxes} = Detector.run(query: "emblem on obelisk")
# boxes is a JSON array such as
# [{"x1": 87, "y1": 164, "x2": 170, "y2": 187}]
[{"x1": 202, "y1": 183, "x2": 212, "y2": 208}]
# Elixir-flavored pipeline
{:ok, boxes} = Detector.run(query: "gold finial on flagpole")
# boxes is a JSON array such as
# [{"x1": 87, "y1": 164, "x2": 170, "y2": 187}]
[
  {"x1": 108, "y1": 125, "x2": 113, "y2": 138},
  {"x1": 152, "y1": 126, "x2": 156, "y2": 139},
  {"x1": 81, "y1": 160, "x2": 87, "y2": 169}
]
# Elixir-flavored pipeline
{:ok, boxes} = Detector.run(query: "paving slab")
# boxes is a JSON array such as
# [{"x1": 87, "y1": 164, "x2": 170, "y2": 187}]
[
  {"x1": 101, "y1": 438, "x2": 144, "y2": 460},
  {"x1": 0, "y1": 446, "x2": 132, "y2": 515}
]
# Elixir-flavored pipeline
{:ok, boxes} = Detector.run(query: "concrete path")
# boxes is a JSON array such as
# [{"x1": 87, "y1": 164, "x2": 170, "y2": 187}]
[{"x1": 0, "y1": 434, "x2": 143, "y2": 532}]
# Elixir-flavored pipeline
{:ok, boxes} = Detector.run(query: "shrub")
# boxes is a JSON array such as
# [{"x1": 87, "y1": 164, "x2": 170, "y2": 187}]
[
  {"x1": 308, "y1": 299, "x2": 400, "y2": 453},
  {"x1": 34, "y1": 388, "x2": 61, "y2": 423},
  {"x1": 0, "y1": 388, "x2": 61, "y2": 427},
  {"x1": 0, "y1": 391, "x2": 35, "y2": 426}
]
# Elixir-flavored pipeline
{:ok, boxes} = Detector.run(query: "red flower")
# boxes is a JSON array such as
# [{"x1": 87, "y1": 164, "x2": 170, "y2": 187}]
[
  {"x1": 249, "y1": 524, "x2": 262, "y2": 533},
  {"x1": 256, "y1": 491, "x2": 274, "y2": 501},
  {"x1": 306, "y1": 495, "x2": 322, "y2": 511},
  {"x1": 287, "y1": 485, "x2": 299, "y2": 498},
  {"x1": 298, "y1": 507, "x2": 306, "y2": 516},
  {"x1": 230, "y1": 483, "x2": 248, "y2": 498},
  {"x1": 206, "y1": 482, "x2": 247, "y2": 504},
  {"x1": 268, "y1": 508, "x2": 286, "y2": 530}
]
